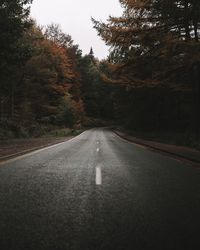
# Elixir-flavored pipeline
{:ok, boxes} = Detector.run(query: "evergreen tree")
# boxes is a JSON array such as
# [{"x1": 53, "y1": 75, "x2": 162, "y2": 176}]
[
  {"x1": 0, "y1": 0, "x2": 33, "y2": 120},
  {"x1": 92, "y1": 0, "x2": 200, "y2": 88},
  {"x1": 92, "y1": 0, "x2": 200, "y2": 132}
]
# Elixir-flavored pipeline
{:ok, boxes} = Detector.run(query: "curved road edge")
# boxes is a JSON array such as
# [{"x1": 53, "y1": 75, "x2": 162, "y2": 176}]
[
  {"x1": 113, "y1": 129, "x2": 200, "y2": 167},
  {"x1": 0, "y1": 131, "x2": 85, "y2": 164}
]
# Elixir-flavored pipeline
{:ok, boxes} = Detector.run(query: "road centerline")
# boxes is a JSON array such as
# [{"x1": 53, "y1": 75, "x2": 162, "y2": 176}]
[{"x1": 96, "y1": 165, "x2": 102, "y2": 185}]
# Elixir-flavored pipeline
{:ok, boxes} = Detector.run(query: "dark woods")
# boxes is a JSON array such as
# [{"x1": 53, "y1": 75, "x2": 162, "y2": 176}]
[
  {"x1": 0, "y1": 1, "x2": 82, "y2": 137},
  {"x1": 93, "y1": 0, "x2": 200, "y2": 144},
  {"x1": 0, "y1": 0, "x2": 199, "y2": 145}
]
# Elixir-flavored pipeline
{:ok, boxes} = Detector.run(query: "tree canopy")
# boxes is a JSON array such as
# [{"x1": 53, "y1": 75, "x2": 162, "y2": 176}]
[{"x1": 92, "y1": 0, "x2": 200, "y2": 89}]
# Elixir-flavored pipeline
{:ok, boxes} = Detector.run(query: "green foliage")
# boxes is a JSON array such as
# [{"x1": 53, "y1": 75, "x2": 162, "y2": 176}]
[
  {"x1": 0, "y1": 2, "x2": 98, "y2": 138},
  {"x1": 56, "y1": 95, "x2": 76, "y2": 127},
  {"x1": 0, "y1": 17, "x2": 85, "y2": 135},
  {"x1": 1, "y1": 0, "x2": 199, "y2": 142},
  {"x1": 79, "y1": 55, "x2": 115, "y2": 119},
  {"x1": 0, "y1": 0, "x2": 33, "y2": 95}
]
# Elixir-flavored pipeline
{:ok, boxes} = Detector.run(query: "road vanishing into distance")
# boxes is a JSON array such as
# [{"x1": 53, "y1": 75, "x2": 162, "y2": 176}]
[{"x1": 0, "y1": 128, "x2": 199, "y2": 250}]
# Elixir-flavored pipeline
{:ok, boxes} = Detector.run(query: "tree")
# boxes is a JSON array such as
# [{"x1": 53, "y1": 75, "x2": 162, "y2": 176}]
[
  {"x1": 44, "y1": 24, "x2": 85, "y2": 123},
  {"x1": 0, "y1": 0, "x2": 33, "y2": 120},
  {"x1": 92, "y1": 0, "x2": 200, "y2": 132},
  {"x1": 44, "y1": 23, "x2": 74, "y2": 48},
  {"x1": 92, "y1": 0, "x2": 200, "y2": 88},
  {"x1": 22, "y1": 25, "x2": 76, "y2": 123},
  {"x1": 79, "y1": 52, "x2": 115, "y2": 120}
]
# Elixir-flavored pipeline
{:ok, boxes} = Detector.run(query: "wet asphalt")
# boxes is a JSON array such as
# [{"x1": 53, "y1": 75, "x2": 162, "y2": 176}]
[{"x1": 0, "y1": 128, "x2": 199, "y2": 250}]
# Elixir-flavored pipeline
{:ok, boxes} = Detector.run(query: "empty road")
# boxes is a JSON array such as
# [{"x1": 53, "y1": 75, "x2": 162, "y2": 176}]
[{"x1": 0, "y1": 128, "x2": 199, "y2": 250}]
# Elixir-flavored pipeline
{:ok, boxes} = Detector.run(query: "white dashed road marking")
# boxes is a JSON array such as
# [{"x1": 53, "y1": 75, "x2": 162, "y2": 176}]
[{"x1": 96, "y1": 165, "x2": 102, "y2": 185}]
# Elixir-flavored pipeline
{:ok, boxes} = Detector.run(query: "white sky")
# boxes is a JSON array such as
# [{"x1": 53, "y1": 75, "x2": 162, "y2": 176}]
[{"x1": 31, "y1": 0, "x2": 123, "y2": 59}]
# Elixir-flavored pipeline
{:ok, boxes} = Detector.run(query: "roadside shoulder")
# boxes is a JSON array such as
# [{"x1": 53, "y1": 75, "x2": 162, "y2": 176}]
[
  {"x1": 0, "y1": 137, "x2": 73, "y2": 162},
  {"x1": 114, "y1": 130, "x2": 200, "y2": 166}
]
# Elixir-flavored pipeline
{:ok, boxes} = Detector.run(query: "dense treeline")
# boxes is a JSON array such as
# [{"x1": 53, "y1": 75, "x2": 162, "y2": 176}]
[
  {"x1": 1, "y1": 0, "x2": 200, "y2": 145},
  {"x1": 93, "y1": 0, "x2": 200, "y2": 141},
  {"x1": 79, "y1": 50, "x2": 114, "y2": 121},
  {"x1": 0, "y1": 1, "x2": 89, "y2": 137},
  {"x1": 0, "y1": 0, "x2": 115, "y2": 139}
]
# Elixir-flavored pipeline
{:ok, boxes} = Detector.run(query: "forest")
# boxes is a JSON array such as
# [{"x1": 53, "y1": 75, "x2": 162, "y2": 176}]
[{"x1": 0, "y1": 0, "x2": 200, "y2": 147}]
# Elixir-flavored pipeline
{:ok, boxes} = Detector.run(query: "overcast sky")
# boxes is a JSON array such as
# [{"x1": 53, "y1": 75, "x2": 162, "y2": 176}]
[{"x1": 31, "y1": 0, "x2": 122, "y2": 59}]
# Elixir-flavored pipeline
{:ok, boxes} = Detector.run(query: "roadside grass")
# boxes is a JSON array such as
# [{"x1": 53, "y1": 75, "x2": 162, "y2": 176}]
[
  {"x1": 46, "y1": 128, "x2": 83, "y2": 137},
  {"x1": 0, "y1": 120, "x2": 84, "y2": 140}
]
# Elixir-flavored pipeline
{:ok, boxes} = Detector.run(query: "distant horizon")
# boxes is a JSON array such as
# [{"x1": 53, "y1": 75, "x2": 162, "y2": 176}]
[{"x1": 30, "y1": 0, "x2": 123, "y2": 59}]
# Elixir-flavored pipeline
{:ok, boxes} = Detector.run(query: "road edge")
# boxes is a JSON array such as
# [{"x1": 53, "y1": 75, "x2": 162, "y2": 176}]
[
  {"x1": 113, "y1": 130, "x2": 200, "y2": 167},
  {"x1": 0, "y1": 131, "x2": 85, "y2": 164}
]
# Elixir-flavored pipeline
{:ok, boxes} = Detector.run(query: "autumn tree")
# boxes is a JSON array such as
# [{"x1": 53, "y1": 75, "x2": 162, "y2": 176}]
[
  {"x1": 93, "y1": 0, "x2": 200, "y2": 87},
  {"x1": 0, "y1": 18, "x2": 86, "y2": 138},
  {"x1": 93, "y1": 0, "x2": 200, "y2": 133},
  {"x1": 44, "y1": 23, "x2": 74, "y2": 48},
  {"x1": 19, "y1": 24, "x2": 84, "y2": 127},
  {"x1": 44, "y1": 24, "x2": 85, "y2": 123}
]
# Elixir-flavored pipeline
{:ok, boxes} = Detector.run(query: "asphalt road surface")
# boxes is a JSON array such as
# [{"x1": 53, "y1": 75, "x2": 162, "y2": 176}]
[{"x1": 0, "y1": 128, "x2": 199, "y2": 250}]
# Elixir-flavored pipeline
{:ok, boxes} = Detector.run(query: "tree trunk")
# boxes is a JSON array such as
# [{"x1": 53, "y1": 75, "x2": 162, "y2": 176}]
[
  {"x1": 11, "y1": 86, "x2": 15, "y2": 119},
  {"x1": 0, "y1": 97, "x2": 4, "y2": 121},
  {"x1": 193, "y1": 63, "x2": 200, "y2": 140},
  {"x1": 193, "y1": 21, "x2": 199, "y2": 42},
  {"x1": 184, "y1": 0, "x2": 191, "y2": 41}
]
